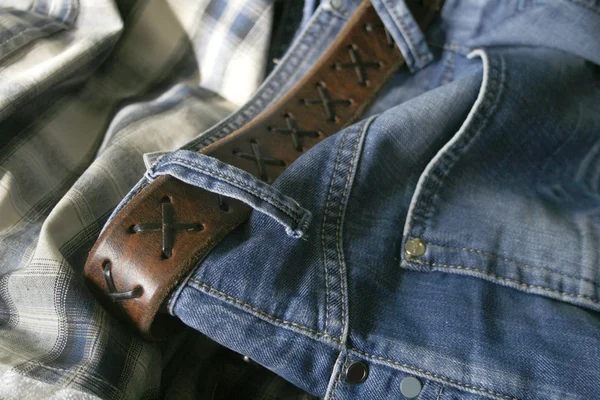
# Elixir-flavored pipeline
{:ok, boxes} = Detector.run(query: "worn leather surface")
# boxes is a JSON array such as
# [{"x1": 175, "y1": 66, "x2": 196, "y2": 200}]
[{"x1": 84, "y1": 0, "x2": 441, "y2": 340}]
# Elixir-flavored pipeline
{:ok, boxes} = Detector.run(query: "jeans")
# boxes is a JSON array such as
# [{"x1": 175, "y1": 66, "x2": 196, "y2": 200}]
[{"x1": 121, "y1": 0, "x2": 600, "y2": 398}]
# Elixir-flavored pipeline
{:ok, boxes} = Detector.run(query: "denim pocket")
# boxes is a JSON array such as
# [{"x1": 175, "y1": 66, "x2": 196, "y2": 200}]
[
  {"x1": 145, "y1": 150, "x2": 312, "y2": 239},
  {"x1": 402, "y1": 49, "x2": 600, "y2": 313}
]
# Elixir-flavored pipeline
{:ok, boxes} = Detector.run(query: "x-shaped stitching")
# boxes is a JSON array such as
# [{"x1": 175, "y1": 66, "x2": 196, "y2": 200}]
[
  {"x1": 303, "y1": 84, "x2": 351, "y2": 122},
  {"x1": 272, "y1": 114, "x2": 319, "y2": 151},
  {"x1": 334, "y1": 45, "x2": 381, "y2": 85},
  {"x1": 234, "y1": 142, "x2": 285, "y2": 181},
  {"x1": 132, "y1": 198, "x2": 203, "y2": 258}
]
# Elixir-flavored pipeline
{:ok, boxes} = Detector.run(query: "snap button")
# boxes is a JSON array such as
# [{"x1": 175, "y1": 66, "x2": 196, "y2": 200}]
[
  {"x1": 345, "y1": 361, "x2": 368, "y2": 384},
  {"x1": 405, "y1": 238, "x2": 426, "y2": 257},
  {"x1": 400, "y1": 376, "x2": 422, "y2": 398}
]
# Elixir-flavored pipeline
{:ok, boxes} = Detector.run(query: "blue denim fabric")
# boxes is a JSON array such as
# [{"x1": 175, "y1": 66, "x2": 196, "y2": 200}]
[
  {"x1": 103, "y1": 0, "x2": 435, "y2": 226},
  {"x1": 146, "y1": 151, "x2": 312, "y2": 238},
  {"x1": 117, "y1": 0, "x2": 600, "y2": 398}
]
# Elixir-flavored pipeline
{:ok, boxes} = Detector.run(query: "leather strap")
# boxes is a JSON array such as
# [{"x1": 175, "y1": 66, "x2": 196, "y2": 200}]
[{"x1": 84, "y1": 0, "x2": 442, "y2": 340}]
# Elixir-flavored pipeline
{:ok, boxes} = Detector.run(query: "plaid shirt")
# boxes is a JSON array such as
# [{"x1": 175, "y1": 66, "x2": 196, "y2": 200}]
[{"x1": 0, "y1": 0, "x2": 315, "y2": 398}]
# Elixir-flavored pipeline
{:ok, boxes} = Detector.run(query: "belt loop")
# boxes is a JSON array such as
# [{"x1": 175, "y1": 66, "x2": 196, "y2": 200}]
[{"x1": 370, "y1": 0, "x2": 439, "y2": 72}]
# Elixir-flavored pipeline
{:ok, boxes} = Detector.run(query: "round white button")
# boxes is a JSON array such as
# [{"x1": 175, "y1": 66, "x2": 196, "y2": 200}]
[{"x1": 400, "y1": 376, "x2": 422, "y2": 398}]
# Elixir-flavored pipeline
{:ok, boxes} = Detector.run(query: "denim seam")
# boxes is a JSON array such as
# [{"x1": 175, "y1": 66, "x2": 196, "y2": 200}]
[
  {"x1": 410, "y1": 258, "x2": 600, "y2": 304},
  {"x1": 424, "y1": 240, "x2": 599, "y2": 285},
  {"x1": 421, "y1": 55, "x2": 503, "y2": 230},
  {"x1": 320, "y1": 119, "x2": 368, "y2": 339},
  {"x1": 126, "y1": 180, "x2": 149, "y2": 202},
  {"x1": 321, "y1": 123, "x2": 354, "y2": 337},
  {"x1": 183, "y1": 278, "x2": 521, "y2": 399},
  {"x1": 333, "y1": 130, "x2": 351, "y2": 338},
  {"x1": 348, "y1": 348, "x2": 519, "y2": 400},
  {"x1": 150, "y1": 157, "x2": 304, "y2": 224},
  {"x1": 327, "y1": 0, "x2": 351, "y2": 18},
  {"x1": 408, "y1": 51, "x2": 504, "y2": 238},
  {"x1": 336, "y1": 118, "x2": 372, "y2": 339},
  {"x1": 329, "y1": 353, "x2": 349, "y2": 400},
  {"x1": 381, "y1": 0, "x2": 428, "y2": 64},
  {"x1": 320, "y1": 132, "x2": 344, "y2": 336},
  {"x1": 188, "y1": 278, "x2": 341, "y2": 343}
]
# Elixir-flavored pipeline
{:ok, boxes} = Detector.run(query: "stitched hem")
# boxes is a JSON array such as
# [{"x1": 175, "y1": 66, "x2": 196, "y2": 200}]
[
  {"x1": 321, "y1": 124, "x2": 352, "y2": 338},
  {"x1": 348, "y1": 348, "x2": 519, "y2": 400},
  {"x1": 320, "y1": 126, "x2": 346, "y2": 336},
  {"x1": 380, "y1": 0, "x2": 432, "y2": 67},
  {"x1": 185, "y1": 280, "x2": 519, "y2": 400},
  {"x1": 402, "y1": 48, "x2": 500, "y2": 240},
  {"x1": 148, "y1": 156, "x2": 306, "y2": 224},
  {"x1": 425, "y1": 240, "x2": 599, "y2": 286},
  {"x1": 188, "y1": 278, "x2": 342, "y2": 343},
  {"x1": 327, "y1": 353, "x2": 348, "y2": 400},
  {"x1": 409, "y1": 258, "x2": 600, "y2": 305}
]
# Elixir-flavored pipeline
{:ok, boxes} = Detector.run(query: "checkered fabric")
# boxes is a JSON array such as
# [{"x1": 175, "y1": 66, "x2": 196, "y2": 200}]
[{"x1": 0, "y1": 0, "x2": 284, "y2": 398}]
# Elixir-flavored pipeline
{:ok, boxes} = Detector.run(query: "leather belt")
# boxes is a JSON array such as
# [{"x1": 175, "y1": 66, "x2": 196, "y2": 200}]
[{"x1": 84, "y1": 0, "x2": 442, "y2": 340}]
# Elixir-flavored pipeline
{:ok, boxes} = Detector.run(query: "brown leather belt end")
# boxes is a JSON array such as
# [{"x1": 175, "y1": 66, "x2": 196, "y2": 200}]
[{"x1": 84, "y1": 0, "x2": 441, "y2": 340}]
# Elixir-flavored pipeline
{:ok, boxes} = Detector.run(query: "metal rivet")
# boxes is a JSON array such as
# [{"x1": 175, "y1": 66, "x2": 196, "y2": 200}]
[
  {"x1": 405, "y1": 238, "x2": 426, "y2": 257},
  {"x1": 400, "y1": 377, "x2": 422, "y2": 398},
  {"x1": 243, "y1": 355, "x2": 251, "y2": 363},
  {"x1": 330, "y1": 0, "x2": 343, "y2": 10},
  {"x1": 345, "y1": 362, "x2": 368, "y2": 384}
]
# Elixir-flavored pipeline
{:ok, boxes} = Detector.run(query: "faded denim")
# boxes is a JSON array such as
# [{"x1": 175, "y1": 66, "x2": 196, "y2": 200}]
[{"x1": 124, "y1": 0, "x2": 600, "y2": 398}]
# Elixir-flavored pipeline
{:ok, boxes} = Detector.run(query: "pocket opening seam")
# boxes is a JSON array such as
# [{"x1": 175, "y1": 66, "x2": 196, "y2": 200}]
[{"x1": 408, "y1": 258, "x2": 600, "y2": 304}]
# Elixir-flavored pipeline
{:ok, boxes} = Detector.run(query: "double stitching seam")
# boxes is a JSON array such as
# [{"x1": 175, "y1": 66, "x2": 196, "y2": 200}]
[
  {"x1": 348, "y1": 348, "x2": 520, "y2": 400},
  {"x1": 186, "y1": 281, "x2": 519, "y2": 400},
  {"x1": 321, "y1": 126, "x2": 349, "y2": 337},
  {"x1": 151, "y1": 157, "x2": 304, "y2": 224},
  {"x1": 329, "y1": 353, "x2": 349, "y2": 400},
  {"x1": 410, "y1": 258, "x2": 600, "y2": 304},
  {"x1": 381, "y1": 0, "x2": 429, "y2": 64},
  {"x1": 408, "y1": 52, "x2": 504, "y2": 237},
  {"x1": 335, "y1": 121, "x2": 368, "y2": 334},
  {"x1": 189, "y1": 279, "x2": 341, "y2": 343},
  {"x1": 425, "y1": 240, "x2": 599, "y2": 285}
]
